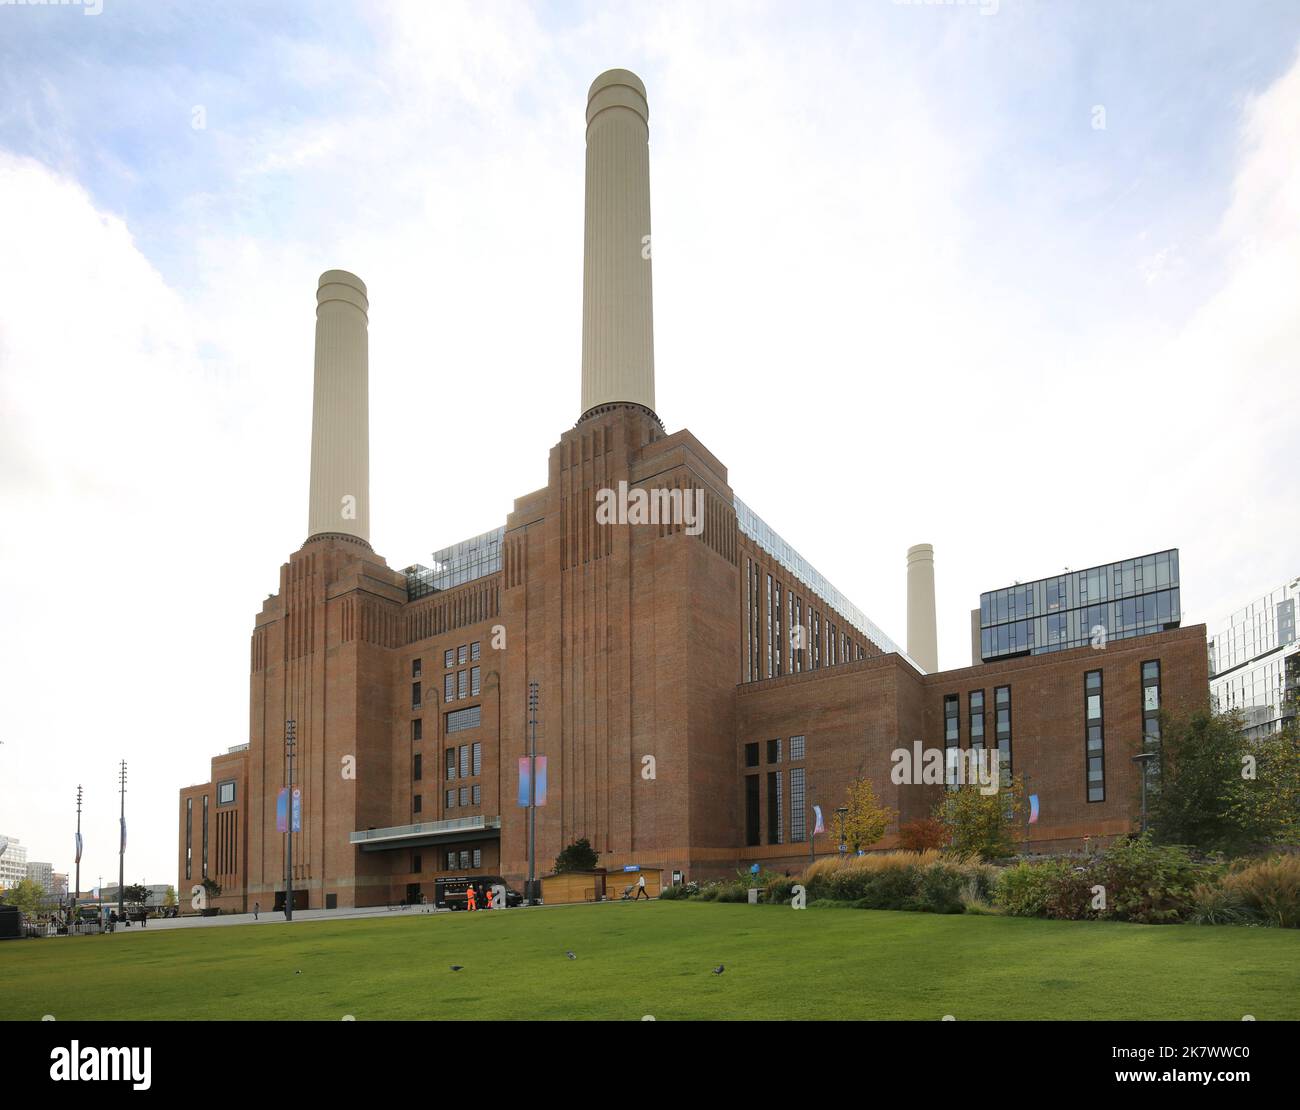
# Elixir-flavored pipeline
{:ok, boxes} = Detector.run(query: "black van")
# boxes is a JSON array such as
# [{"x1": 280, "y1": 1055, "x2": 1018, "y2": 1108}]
[{"x1": 435, "y1": 876, "x2": 523, "y2": 910}]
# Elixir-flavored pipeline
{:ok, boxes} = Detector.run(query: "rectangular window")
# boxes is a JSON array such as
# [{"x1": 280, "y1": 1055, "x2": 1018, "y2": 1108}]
[
  {"x1": 202, "y1": 794, "x2": 209, "y2": 879},
  {"x1": 969, "y1": 690, "x2": 985, "y2": 748},
  {"x1": 412, "y1": 658, "x2": 422, "y2": 677},
  {"x1": 446, "y1": 748, "x2": 456, "y2": 781},
  {"x1": 413, "y1": 794, "x2": 422, "y2": 814},
  {"x1": 459, "y1": 850, "x2": 469, "y2": 869},
  {"x1": 767, "y1": 738, "x2": 781, "y2": 764},
  {"x1": 472, "y1": 848, "x2": 481, "y2": 868},
  {"x1": 446, "y1": 850, "x2": 456, "y2": 869},
  {"x1": 766, "y1": 574, "x2": 774, "y2": 679},
  {"x1": 774, "y1": 581, "x2": 783, "y2": 676},
  {"x1": 944, "y1": 694, "x2": 960, "y2": 789},
  {"x1": 444, "y1": 674, "x2": 454, "y2": 703},
  {"x1": 995, "y1": 685, "x2": 1012, "y2": 783},
  {"x1": 446, "y1": 706, "x2": 481, "y2": 733},
  {"x1": 458, "y1": 670, "x2": 468, "y2": 699},
  {"x1": 745, "y1": 775, "x2": 760, "y2": 847},
  {"x1": 472, "y1": 784, "x2": 481, "y2": 806},
  {"x1": 411, "y1": 718, "x2": 423, "y2": 742},
  {"x1": 1086, "y1": 669, "x2": 1104, "y2": 802},
  {"x1": 217, "y1": 780, "x2": 235, "y2": 806},
  {"x1": 472, "y1": 742, "x2": 482, "y2": 776},
  {"x1": 470, "y1": 641, "x2": 481, "y2": 661},
  {"x1": 744, "y1": 741, "x2": 759, "y2": 768},
  {"x1": 1142, "y1": 660, "x2": 1162, "y2": 745},
  {"x1": 790, "y1": 767, "x2": 806, "y2": 842},
  {"x1": 413, "y1": 852, "x2": 422, "y2": 873},
  {"x1": 459, "y1": 787, "x2": 469, "y2": 807},
  {"x1": 444, "y1": 648, "x2": 455, "y2": 669},
  {"x1": 411, "y1": 681, "x2": 422, "y2": 709},
  {"x1": 413, "y1": 753, "x2": 423, "y2": 781},
  {"x1": 789, "y1": 735, "x2": 805, "y2": 761},
  {"x1": 767, "y1": 771, "x2": 783, "y2": 845},
  {"x1": 185, "y1": 798, "x2": 193, "y2": 880},
  {"x1": 470, "y1": 666, "x2": 481, "y2": 696},
  {"x1": 445, "y1": 789, "x2": 456, "y2": 809},
  {"x1": 745, "y1": 559, "x2": 753, "y2": 683},
  {"x1": 459, "y1": 745, "x2": 469, "y2": 778},
  {"x1": 458, "y1": 644, "x2": 468, "y2": 665}
]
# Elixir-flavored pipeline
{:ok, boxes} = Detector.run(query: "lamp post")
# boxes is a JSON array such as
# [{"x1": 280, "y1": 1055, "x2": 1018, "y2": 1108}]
[
  {"x1": 117, "y1": 761, "x2": 127, "y2": 921},
  {"x1": 1131, "y1": 751, "x2": 1157, "y2": 834},
  {"x1": 526, "y1": 682, "x2": 538, "y2": 905},
  {"x1": 285, "y1": 719, "x2": 297, "y2": 920},
  {"x1": 835, "y1": 806, "x2": 849, "y2": 854}
]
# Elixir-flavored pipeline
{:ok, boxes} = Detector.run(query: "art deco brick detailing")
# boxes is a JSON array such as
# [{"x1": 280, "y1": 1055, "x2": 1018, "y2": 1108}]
[
  {"x1": 580, "y1": 69, "x2": 655, "y2": 419},
  {"x1": 907, "y1": 543, "x2": 938, "y2": 673},
  {"x1": 179, "y1": 68, "x2": 1213, "y2": 910},
  {"x1": 307, "y1": 270, "x2": 370, "y2": 544}
]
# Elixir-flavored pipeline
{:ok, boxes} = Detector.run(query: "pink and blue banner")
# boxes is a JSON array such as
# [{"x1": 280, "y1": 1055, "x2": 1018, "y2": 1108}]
[{"x1": 517, "y1": 757, "x2": 548, "y2": 807}]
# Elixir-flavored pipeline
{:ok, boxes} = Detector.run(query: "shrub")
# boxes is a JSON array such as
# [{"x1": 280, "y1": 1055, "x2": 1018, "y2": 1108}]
[
  {"x1": 994, "y1": 861, "x2": 1070, "y2": 917},
  {"x1": 857, "y1": 866, "x2": 922, "y2": 910},
  {"x1": 764, "y1": 876, "x2": 797, "y2": 905},
  {"x1": 899, "y1": 817, "x2": 948, "y2": 852},
  {"x1": 657, "y1": 882, "x2": 691, "y2": 901},
  {"x1": 1187, "y1": 882, "x2": 1252, "y2": 926},
  {"x1": 916, "y1": 862, "x2": 966, "y2": 914},
  {"x1": 1093, "y1": 835, "x2": 1205, "y2": 924},
  {"x1": 1220, "y1": 855, "x2": 1300, "y2": 928},
  {"x1": 1040, "y1": 865, "x2": 1097, "y2": 921}
]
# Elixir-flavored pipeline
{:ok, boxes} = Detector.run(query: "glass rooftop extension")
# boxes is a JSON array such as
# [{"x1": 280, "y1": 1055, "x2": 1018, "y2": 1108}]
[
  {"x1": 734, "y1": 496, "x2": 918, "y2": 670},
  {"x1": 405, "y1": 526, "x2": 505, "y2": 601}
]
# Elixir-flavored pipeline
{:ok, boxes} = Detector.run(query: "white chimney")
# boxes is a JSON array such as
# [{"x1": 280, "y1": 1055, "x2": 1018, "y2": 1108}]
[
  {"x1": 580, "y1": 69, "x2": 656, "y2": 418},
  {"x1": 907, "y1": 544, "x2": 938, "y2": 673},
  {"x1": 307, "y1": 270, "x2": 370, "y2": 544}
]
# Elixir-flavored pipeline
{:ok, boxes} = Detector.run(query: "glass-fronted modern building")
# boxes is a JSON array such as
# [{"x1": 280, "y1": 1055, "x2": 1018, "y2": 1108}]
[
  {"x1": 1208, "y1": 575, "x2": 1300, "y2": 739},
  {"x1": 977, "y1": 550, "x2": 1181, "y2": 662}
]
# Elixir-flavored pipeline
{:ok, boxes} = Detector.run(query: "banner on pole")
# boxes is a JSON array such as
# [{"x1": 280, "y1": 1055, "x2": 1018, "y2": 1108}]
[
  {"x1": 75, "y1": 831, "x2": 82, "y2": 864},
  {"x1": 291, "y1": 788, "x2": 302, "y2": 833},
  {"x1": 119, "y1": 818, "x2": 127, "y2": 853},
  {"x1": 517, "y1": 757, "x2": 549, "y2": 807},
  {"x1": 276, "y1": 788, "x2": 288, "y2": 833},
  {"x1": 813, "y1": 805, "x2": 825, "y2": 835}
]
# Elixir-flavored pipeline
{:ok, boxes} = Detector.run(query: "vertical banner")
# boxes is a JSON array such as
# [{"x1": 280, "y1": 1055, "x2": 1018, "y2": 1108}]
[
  {"x1": 276, "y1": 788, "x2": 289, "y2": 833},
  {"x1": 75, "y1": 831, "x2": 82, "y2": 865},
  {"x1": 1028, "y1": 794, "x2": 1040, "y2": 825},
  {"x1": 518, "y1": 758, "x2": 549, "y2": 806},
  {"x1": 813, "y1": 805, "x2": 825, "y2": 835},
  {"x1": 119, "y1": 817, "x2": 127, "y2": 852},
  {"x1": 291, "y1": 788, "x2": 302, "y2": 833}
]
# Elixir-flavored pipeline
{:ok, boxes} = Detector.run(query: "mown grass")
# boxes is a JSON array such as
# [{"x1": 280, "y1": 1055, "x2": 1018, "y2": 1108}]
[{"x1": 2, "y1": 901, "x2": 1296, "y2": 1021}]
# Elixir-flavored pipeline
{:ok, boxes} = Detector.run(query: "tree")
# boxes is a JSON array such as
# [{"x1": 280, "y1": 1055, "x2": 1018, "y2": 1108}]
[
  {"x1": 553, "y1": 838, "x2": 599, "y2": 873},
  {"x1": 1149, "y1": 711, "x2": 1300, "y2": 853},
  {"x1": 899, "y1": 816, "x2": 947, "y2": 852},
  {"x1": 1, "y1": 878, "x2": 47, "y2": 916},
  {"x1": 124, "y1": 884, "x2": 151, "y2": 912},
  {"x1": 841, "y1": 777, "x2": 894, "y2": 853},
  {"x1": 201, "y1": 877, "x2": 223, "y2": 899},
  {"x1": 935, "y1": 774, "x2": 1025, "y2": 860},
  {"x1": 163, "y1": 886, "x2": 177, "y2": 908}
]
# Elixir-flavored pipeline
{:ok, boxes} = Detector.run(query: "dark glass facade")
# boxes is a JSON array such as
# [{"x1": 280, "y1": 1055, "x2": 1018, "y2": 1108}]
[{"x1": 979, "y1": 550, "x2": 1180, "y2": 661}]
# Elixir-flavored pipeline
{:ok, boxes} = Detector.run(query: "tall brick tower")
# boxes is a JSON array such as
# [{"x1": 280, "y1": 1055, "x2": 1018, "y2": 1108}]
[{"x1": 244, "y1": 271, "x2": 406, "y2": 911}]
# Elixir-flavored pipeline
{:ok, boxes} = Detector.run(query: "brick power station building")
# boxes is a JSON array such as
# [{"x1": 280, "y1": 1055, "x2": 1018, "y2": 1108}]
[{"x1": 178, "y1": 70, "x2": 1208, "y2": 912}]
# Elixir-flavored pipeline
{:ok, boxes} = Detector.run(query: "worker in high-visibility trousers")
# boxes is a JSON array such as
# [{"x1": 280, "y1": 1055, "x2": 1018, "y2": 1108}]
[
  {"x1": 480, "y1": 885, "x2": 491, "y2": 910},
  {"x1": 466, "y1": 886, "x2": 477, "y2": 912}
]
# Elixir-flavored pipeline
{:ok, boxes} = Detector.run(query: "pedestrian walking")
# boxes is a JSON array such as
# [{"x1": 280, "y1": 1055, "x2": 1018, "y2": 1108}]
[
  {"x1": 634, "y1": 872, "x2": 650, "y2": 900},
  {"x1": 253, "y1": 901, "x2": 260, "y2": 921}
]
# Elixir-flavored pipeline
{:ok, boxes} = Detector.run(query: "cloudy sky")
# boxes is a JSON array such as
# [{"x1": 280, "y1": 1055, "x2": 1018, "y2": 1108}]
[{"x1": 1, "y1": 0, "x2": 1297, "y2": 890}]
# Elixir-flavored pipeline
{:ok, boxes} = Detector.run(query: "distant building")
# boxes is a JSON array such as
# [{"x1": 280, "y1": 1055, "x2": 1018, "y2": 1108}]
[
  {"x1": 26, "y1": 861, "x2": 55, "y2": 904},
  {"x1": 1208, "y1": 575, "x2": 1300, "y2": 739},
  {"x1": 974, "y1": 551, "x2": 1182, "y2": 664},
  {"x1": 0, "y1": 835, "x2": 27, "y2": 891},
  {"x1": 100, "y1": 883, "x2": 172, "y2": 908}
]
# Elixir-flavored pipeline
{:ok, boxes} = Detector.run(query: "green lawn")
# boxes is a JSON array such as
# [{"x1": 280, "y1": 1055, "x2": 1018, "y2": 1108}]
[{"x1": 3, "y1": 901, "x2": 1297, "y2": 1020}]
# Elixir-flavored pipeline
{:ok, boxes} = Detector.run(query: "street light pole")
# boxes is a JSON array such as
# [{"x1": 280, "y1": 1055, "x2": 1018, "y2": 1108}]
[
  {"x1": 74, "y1": 784, "x2": 83, "y2": 917},
  {"x1": 285, "y1": 719, "x2": 296, "y2": 921},
  {"x1": 1131, "y1": 750, "x2": 1157, "y2": 835},
  {"x1": 527, "y1": 682, "x2": 538, "y2": 905},
  {"x1": 117, "y1": 761, "x2": 127, "y2": 920}
]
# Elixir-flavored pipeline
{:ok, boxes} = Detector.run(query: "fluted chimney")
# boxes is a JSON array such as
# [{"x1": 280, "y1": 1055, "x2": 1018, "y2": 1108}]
[
  {"x1": 907, "y1": 544, "x2": 938, "y2": 673},
  {"x1": 579, "y1": 69, "x2": 656, "y2": 419},
  {"x1": 307, "y1": 270, "x2": 370, "y2": 544}
]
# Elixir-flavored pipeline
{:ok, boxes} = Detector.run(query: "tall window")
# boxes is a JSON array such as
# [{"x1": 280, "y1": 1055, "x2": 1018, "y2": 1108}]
[
  {"x1": 774, "y1": 581, "x2": 783, "y2": 676},
  {"x1": 767, "y1": 737, "x2": 782, "y2": 764},
  {"x1": 969, "y1": 690, "x2": 985, "y2": 749},
  {"x1": 445, "y1": 789, "x2": 456, "y2": 809},
  {"x1": 446, "y1": 748, "x2": 456, "y2": 781},
  {"x1": 470, "y1": 641, "x2": 481, "y2": 661},
  {"x1": 412, "y1": 658, "x2": 422, "y2": 677},
  {"x1": 794, "y1": 598, "x2": 803, "y2": 672},
  {"x1": 185, "y1": 798, "x2": 193, "y2": 880},
  {"x1": 766, "y1": 574, "x2": 774, "y2": 679},
  {"x1": 411, "y1": 681, "x2": 421, "y2": 709},
  {"x1": 745, "y1": 559, "x2": 753, "y2": 682},
  {"x1": 744, "y1": 741, "x2": 759, "y2": 768},
  {"x1": 995, "y1": 685, "x2": 1012, "y2": 784},
  {"x1": 459, "y1": 745, "x2": 470, "y2": 778},
  {"x1": 1086, "y1": 669, "x2": 1105, "y2": 802},
  {"x1": 472, "y1": 742, "x2": 482, "y2": 776},
  {"x1": 444, "y1": 674, "x2": 454, "y2": 703},
  {"x1": 1142, "y1": 660, "x2": 1161, "y2": 743},
  {"x1": 789, "y1": 734, "x2": 805, "y2": 761},
  {"x1": 201, "y1": 794, "x2": 209, "y2": 879},
  {"x1": 790, "y1": 767, "x2": 806, "y2": 842},
  {"x1": 444, "y1": 648, "x2": 455, "y2": 669},
  {"x1": 413, "y1": 753, "x2": 422, "y2": 781},
  {"x1": 472, "y1": 784, "x2": 481, "y2": 806},
  {"x1": 944, "y1": 695, "x2": 960, "y2": 789},
  {"x1": 411, "y1": 718, "x2": 423, "y2": 742},
  {"x1": 458, "y1": 670, "x2": 468, "y2": 699},
  {"x1": 470, "y1": 666, "x2": 481, "y2": 696},
  {"x1": 745, "y1": 775, "x2": 760, "y2": 846},
  {"x1": 767, "y1": 771, "x2": 783, "y2": 844}
]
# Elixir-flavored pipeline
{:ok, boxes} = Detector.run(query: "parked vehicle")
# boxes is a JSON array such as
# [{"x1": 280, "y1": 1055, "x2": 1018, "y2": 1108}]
[{"x1": 434, "y1": 876, "x2": 523, "y2": 910}]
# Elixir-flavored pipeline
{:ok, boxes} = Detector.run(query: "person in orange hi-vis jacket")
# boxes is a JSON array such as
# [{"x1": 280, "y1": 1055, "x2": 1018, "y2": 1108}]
[{"x1": 466, "y1": 886, "x2": 477, "y2": 912}]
